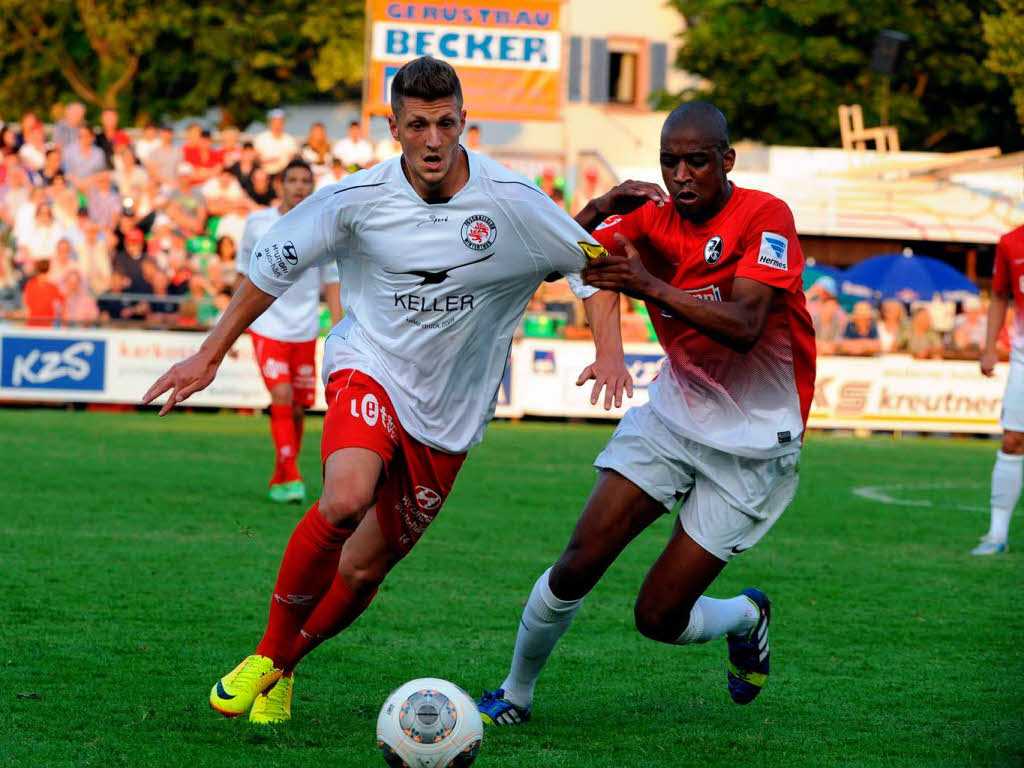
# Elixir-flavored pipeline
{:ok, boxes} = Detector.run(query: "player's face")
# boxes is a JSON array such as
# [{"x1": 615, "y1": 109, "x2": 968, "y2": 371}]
[
  {"x1": 390, "y1": 97, "x2": 467, "y2": 191},
  {"x1": 659, "y1": 126, "x2": 735, "y2": 222},
  {"x1": 280, "y1": 167, "x2": 313, "y2": 210}
]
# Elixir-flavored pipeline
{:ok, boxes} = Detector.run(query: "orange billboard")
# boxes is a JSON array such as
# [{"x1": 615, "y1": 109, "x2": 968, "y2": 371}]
[{"x1": 365, "y1": 1, "x2": 563, "y2": 121}]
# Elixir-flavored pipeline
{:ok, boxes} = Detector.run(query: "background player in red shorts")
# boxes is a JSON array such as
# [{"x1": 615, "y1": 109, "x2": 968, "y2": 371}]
[
  {"x1": 237, "y1": 159, "x2": 342, "y2": 503},
  {"x1": 479, "y1": 102, "x2": 816, "y2": 725},
  {"x1": 142, "y1": 57, "x2": 632, "y2": 726},
  {"x1": 974, "y1": 223, "x2": 1024, "y2": 554}
]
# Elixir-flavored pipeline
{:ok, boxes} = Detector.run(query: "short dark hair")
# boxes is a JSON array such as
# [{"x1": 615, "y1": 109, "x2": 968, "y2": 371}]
[
  {"x1": 390, "y1": 56, "x2": 463, "y2": 115},
  {"x1": 281, "y1": 158, "x2": 313, "y2": 180},
  {"x1": 663, "y1": 101, "x2": 730, "y2": 151}
]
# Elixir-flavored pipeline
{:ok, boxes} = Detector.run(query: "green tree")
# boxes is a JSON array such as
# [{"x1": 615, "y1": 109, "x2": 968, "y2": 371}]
[
  {"x1": 983, "y1": 0, "x2": 1024, "y2": 135},
  {"x1": 0, "y1": 0, "x2": 364, "y2": 126},
  {"x1": 669, "y1": 0, "x2": 1024, "y2": 152}
]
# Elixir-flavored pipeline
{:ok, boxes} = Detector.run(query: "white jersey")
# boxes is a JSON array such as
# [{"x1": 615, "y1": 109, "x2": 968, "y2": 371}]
[
  {"x1": 246, "y1": 150, "x2": 598, "y2": 454},
  {"x1": 238, "y1": 206, "x2": 340, "y2": 342}
]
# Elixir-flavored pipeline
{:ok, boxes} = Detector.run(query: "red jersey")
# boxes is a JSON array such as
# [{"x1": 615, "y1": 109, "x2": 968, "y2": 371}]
[
  {"x1": 593, "y1": 185, "x2": 816, "y2": 458},
  {"x1": 22, "y1": 277, "x2": 65, "y2": 328},
  {"x1": 993, "y1": 224, "x2": 1024, "y2": 359}
]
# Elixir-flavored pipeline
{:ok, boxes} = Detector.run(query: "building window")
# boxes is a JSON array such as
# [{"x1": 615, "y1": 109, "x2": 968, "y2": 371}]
[{"x1": 608, "y1": 51, "x2": 638, "y2": 104}]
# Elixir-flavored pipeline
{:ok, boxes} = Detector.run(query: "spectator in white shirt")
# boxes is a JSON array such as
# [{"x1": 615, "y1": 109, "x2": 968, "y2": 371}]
[
  {"x1": 18, "y1": 123, "x2": 48, "y2": 171},
  {"x1": 134, "y1": 124, "x2": 161, "y2": 163},
  {"x1": 314, "y1": 157, "x2": 349, "y2": 191},
  {"x1": 332, "y1": 120, "x2": 374, "y2": 169},
  {"x1": 201, "y1": 167, "x2": 252, "y2": 245},
  {"x1": 253, "y1": 108, "x2": 298, "y2": 176}
]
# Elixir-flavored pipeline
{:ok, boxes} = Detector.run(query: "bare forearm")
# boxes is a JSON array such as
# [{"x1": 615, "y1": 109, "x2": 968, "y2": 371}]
[
  {"x1": 325, "y1": 283, "x2": 342, "y2": 325},
  {"x1": 647, "y1": 280, "x2": 763, "y2": 352},
  {"x1": 984, "y1": 294, "x2": 1009, "y2": 354},
  {"x1": 582, "y1": 290, "x2": 623, "y2": 359},
  {"x1": 574, "y1": 200, "x2": 609, "y2": 233},
  {"x1": 199, "y1": 278, "x2": 275, "y2": 362}
]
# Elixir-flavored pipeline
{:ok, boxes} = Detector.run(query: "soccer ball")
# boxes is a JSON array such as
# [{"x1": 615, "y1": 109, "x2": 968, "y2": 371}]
[{"x1": 376, "y1": 678, "x2": 483, "y2": 768}]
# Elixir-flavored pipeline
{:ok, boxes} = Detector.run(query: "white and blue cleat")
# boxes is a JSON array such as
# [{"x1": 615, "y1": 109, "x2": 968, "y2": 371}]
[
  {"x1": 971, "y1": 537, "x2": 1008, "y2": 555},
  {"x1": 726, "y1": 588, "x2": 771, "y2": 705},
  {"x1": 477, "y1": 688, "x2": 530, "y2": 726}
]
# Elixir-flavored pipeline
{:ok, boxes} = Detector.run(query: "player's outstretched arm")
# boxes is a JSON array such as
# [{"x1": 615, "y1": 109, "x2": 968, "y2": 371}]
[
  {"x1": 577, "y1": 290, "x2": 634, "y2": 409},
  {"x1": 142, "y1": 278, "x2": 276, "y2": 415},
  {"x1": 574, "y1": 180, "x2": 668, "y2": 233},
  {"x1": 583, "y1": 234, "x2": 775, "y2": 353}
]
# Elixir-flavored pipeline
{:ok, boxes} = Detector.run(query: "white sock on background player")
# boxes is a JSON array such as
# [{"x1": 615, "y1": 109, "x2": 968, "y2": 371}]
[
  {"x1": 500, "y1": 568, "x2": 582, "y2": 709},
  {"x1": 987, "y1": 451, "x2": 1023, "y2": 542},
  {"x1": 675, "y1": 595, "x2": 758, "y2": 645}
]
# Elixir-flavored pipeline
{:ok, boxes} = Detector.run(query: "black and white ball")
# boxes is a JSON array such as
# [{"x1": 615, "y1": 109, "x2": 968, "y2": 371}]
[{"x1": 377, "y1": 678, "x2": 483, "y2": 768}]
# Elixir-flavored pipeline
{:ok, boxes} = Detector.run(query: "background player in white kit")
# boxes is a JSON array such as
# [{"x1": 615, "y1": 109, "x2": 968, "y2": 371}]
[
  {"x1": 479, "y1": 103, "x2": 816, "y2": 725},
  {"x1": 142, "y1": 56, "x2": 635, "y2": 726},
  {"x1": 975, "y1": 223, "x2": 1024, "y2": 555},
  {"x1": 237, "y1": 159, "x2": 342, "y2": 503}
]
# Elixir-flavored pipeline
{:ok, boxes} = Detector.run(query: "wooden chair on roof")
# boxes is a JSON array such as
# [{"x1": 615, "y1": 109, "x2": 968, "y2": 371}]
[{"x1": 838, "y1": 104, "x2": 900, "y2": 153}]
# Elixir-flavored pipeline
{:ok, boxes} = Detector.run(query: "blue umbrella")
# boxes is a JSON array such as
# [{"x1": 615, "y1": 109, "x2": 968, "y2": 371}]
[{"x1": 840, "y1": 252, "x2": 979, "y2": 303}]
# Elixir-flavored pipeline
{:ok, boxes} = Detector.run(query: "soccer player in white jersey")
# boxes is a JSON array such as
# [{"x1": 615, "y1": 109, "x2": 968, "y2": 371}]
[
  {"x1": 478, "y1": 103, "x2": 816, "y2": 725},
  {"x1": 237, "y1": 159, "x2": 342, "y2": 503},
  {"x1": 974, "y1": 223, "x2": 1024, "y2": 554},
  {"x1": 142, "y1": 56, "x2": 636, "y2": 726}
]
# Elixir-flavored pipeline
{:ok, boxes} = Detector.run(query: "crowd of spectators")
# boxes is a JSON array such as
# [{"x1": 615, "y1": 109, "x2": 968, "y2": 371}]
[
  {"x1": 0, "y1": 104, "x2": 432, "y2": 329},
  {"x1": 806, "y1": 275, "x2": 1016, "y2": 360}
]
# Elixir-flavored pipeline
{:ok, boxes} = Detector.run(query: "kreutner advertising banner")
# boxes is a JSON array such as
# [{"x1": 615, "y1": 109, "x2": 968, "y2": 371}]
[{"x1": 365, "y1": 1, "x2": 563, "y2": 121}]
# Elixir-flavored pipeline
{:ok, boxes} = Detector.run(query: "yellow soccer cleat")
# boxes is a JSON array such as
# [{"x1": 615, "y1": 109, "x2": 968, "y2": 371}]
[
  {"x1": 209, "y1": 654, "x2": 282, "y2": 717},
  {"x1": 249, "y1": 675, "x2": 294, "y2": 725}
]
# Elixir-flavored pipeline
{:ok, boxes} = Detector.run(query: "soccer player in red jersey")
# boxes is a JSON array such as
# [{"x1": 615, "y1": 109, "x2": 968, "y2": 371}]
[
  {"x1": 974, "y1": 224, "x2": 1024, "y2": 554},
  {"x1": 479, "y1": 102, "x2": 816, "y2": 725}
]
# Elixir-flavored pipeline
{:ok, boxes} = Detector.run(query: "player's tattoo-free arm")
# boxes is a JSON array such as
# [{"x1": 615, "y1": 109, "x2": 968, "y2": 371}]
[
  {"x1": 582, "y1": 233, "x2": 777, "y2": 353},
  {"x1": 981, "y1": 291, "x2": 1009, "y2": 377},
  {"x1": 325, "y1": 282, "x2": 342, "y2": 325},
  {"x1": 142, "y1": 278, "x2": 276, "y2": 415},
  {"x1": 574, "y1": 180, "x2": 668, "y2": 233},
  {"x1": 578, "y1": 290, "x2": 634, "y2": 409}
]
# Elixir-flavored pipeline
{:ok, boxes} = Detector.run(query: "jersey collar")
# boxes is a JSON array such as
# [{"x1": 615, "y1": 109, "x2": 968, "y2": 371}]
[{"x1": 395, "y1": 147, "x2": 478, "y2": 207}]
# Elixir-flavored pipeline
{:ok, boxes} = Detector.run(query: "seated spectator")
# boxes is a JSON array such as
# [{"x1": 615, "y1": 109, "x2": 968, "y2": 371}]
[
  {"x1": 146, "y1": 269, "x2": 178, "y2": 324},
  {"x1": 52, "y1": 101, "x2": 86, "y2": 151},
  {"x1": 0, "y1": 163, "x2": 32, "y2": 225},
  {"x1": 245, "y1": 167, "x2": 275, "y2": 206},
  {"x1": 113, "y1": 227, "x2": 151, "y2": 293},
  {"x1": 22, "y1": 202, "x2": 64, "y2": 261},
  {"x1": 228, "y1": 141, "x2": 260, "y2": 190},
  {"x1": 187, "y1": 273, "x2": 219, "y2": 326},
  {"x1": 71, "y1": 217, "x2": 112, "y2": 296},
  {"x1": 95, "y1": 107, "x2": 131, "y2": 168},
  {"x1": 17, "y1": 123, "x2": 47, "y2": 172},
  {"x1": 898, "y1": 305, "x2": 944, "y2": 359},
  {"x1": 333, "y1": 120, "x2": 374, "y2": 170},
  {"x1": 49, "y1": 238, "x2": 78, "y2": 290},
  {"x1": 87, "y1": 170, "x2": 122, "y2": 232},
  {"x1": 113, "y1": 144, "x2": 149, "y2": 202},
  {"x1": 254, "y1": 108, "x2": 298, "y2": 176},
  {"x1": 1, "y1": 125, "x2": 20, "y2": 155},
  {"x1": 813, "y1": 295, "x2": 844, "y2": 355},
  {"x1": 186, "y1": 128, "x2": 223, "y2": 184},
  {"x1": 63, "y1": 125, "x2": 107, "y2": 188},
  {"x1": 465, "y1": 124, "x2": 485, "y2": 155},
  {"x1": 315, "y1": 157, "x2": 348, "y2": 191},
  {"x1": 219, "y1": 126, "x2": 242, "y2": 168},
  {"x1": 134, "y1": 124, "x2": 161, "y2": 163},
  {"x1": 47, "y1": 174, "x2": 81, "y2": 229},
  {"x1": 538, "y1": 167, "x2": 562, "y2": 200},
  {"x1": 201, "y1": 167, "x2": 251, "y2": 244},
  {"x1": 838, "y1": 301, "x2": 881, "y2": 356},
  {"x1": 216, "y1": 235, "x2": 238, "y2": 271},
  {"x1": 38, "y1": 147, "x2": 63, "y2": 186},
  {"x1": 22, "y1": 259, "x2": 64, "y2": 327},
  {"x1": 144, "y1": 125, "x2": 180, "y2": 186},
  {"x1": 167, "y1": 244, "x2": 193, "y2": 296},
  {"x1": 63, "y1": 269, "x2": 99, "y2": 325},
  {"x1": 878, "y1": 299, "x2": 907, "y2": 353},
  {"x1": 301, "y1": 122, "x2": 334, "y2": 179},
  {"x1": 13, "y1": 186, "x2": 47, "y2": 244},
  {"x1": 165, "y1": 165, "x2": 207, "y2": 236},
  {"x1": 98, "y1": 270, "x2": 149, "y2": 322},
  {"x1": 375, "y1": 136, "x2": 402, "y2": 163},
  {"x1": 949, "y1": 296, "x2": 987, "y2": 355}
]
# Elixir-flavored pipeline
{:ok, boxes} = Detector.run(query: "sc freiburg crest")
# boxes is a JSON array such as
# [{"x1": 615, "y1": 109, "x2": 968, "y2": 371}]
[{"x1": 704, "y1": 235, "x2": 724, "y2": 265}]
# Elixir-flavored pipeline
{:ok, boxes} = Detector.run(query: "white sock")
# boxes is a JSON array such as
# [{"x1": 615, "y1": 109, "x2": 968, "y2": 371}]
[
  {"x1": 675, "y1": 595, "x2": 758, "y2": 645},
  {"x1": 499, "y1": 568, "x2": 583, "y2": 709},
  {"x1": 987, "y1": 451, "x2": 1023, "y2": 542}
]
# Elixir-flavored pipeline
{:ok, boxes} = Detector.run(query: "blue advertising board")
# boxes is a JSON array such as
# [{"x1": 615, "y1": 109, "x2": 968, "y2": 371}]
[{"x1": 1, "y1": 336, "x2": 106, "y2": 391}]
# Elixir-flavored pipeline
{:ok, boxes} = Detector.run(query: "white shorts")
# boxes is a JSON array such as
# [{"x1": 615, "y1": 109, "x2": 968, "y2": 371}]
[
  {"x1": 1002, "y1": 357, "x2": 1024, "y2": 432},
  {"x1": 594, "y1": 403, "x2": 800, "y2": 562}
]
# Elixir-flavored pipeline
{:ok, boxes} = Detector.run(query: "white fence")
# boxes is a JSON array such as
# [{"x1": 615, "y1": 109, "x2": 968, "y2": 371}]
[{"x1": 0, "y1": 327, "x2": 1009, "y2": 434}]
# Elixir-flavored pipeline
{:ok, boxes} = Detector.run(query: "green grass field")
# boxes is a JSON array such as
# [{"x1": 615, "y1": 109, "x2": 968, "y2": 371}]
[{"x1": 1, "y1": 408, "x2": 1022, "y2": 767}]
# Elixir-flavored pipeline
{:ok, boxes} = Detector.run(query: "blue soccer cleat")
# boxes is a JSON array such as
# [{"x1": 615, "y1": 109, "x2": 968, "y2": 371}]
[
  {"x1": 477, "y1": 688, "x2": 530, "y2": 726},
  {"x1": 726, "y1": 588, "x2": 771, "y2": 705},
  {"x1": 971, "y1": 536, "x2": 1007, "y2": 555}
]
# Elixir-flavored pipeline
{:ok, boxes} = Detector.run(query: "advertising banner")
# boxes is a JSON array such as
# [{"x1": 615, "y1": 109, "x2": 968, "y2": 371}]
[{"x1": 365, "y1": 0, "x2": 563, "y2": 121}]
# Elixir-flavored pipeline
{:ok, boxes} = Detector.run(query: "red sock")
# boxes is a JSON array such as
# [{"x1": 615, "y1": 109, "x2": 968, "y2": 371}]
[
  {"x1": 269, "y1": 404, "x2": 300, "y2": 483},
  {"x1": 283, "y1": 573, "x2": 378, "y2": 673},
  {"x1": 255, "y1": 503, "x2": 351, "y2": 666},
  {"x1": 292, "y1": 408, "x2": 305, "y2": 461}
]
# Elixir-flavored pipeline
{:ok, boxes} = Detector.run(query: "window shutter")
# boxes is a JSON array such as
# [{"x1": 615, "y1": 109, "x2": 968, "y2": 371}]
[
  {"x1": 649, "y1": 42, "x2": 668, "y2": 95},
  {"x1": 568, "y1": 36, "x2": 583, "y2": 102},
  {"x1": 589, "y1": 38, "x2": 609, "y2": 104}
]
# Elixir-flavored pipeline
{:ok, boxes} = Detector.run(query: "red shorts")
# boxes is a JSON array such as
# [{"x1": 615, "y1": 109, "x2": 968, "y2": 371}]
[
  {"x1": 322, "y1": 369, "x2": 466, "y2": 555},
  {"x1": 250, "y1": 331, "x2": 317, "y2": 407}
]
